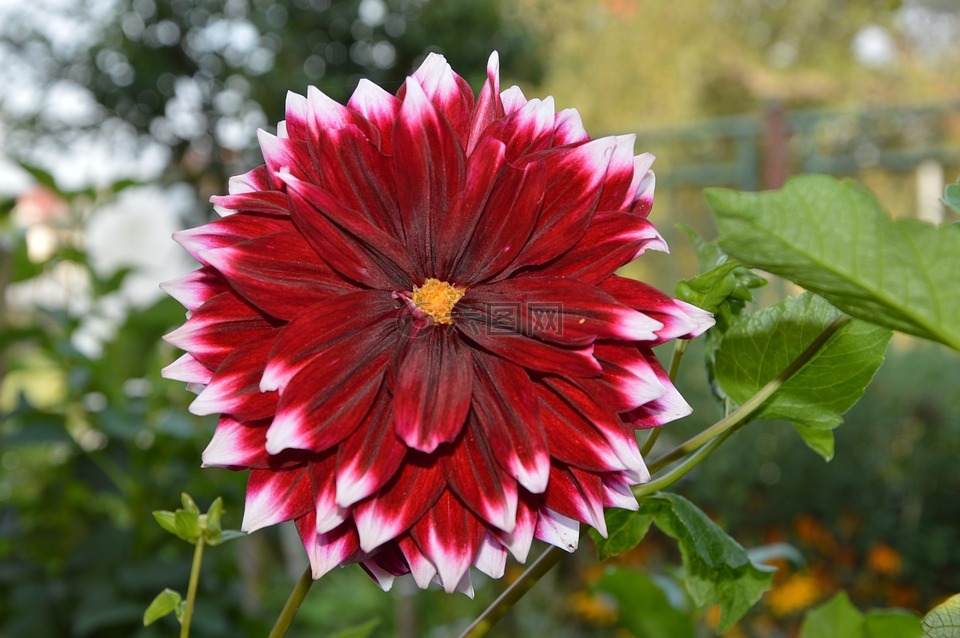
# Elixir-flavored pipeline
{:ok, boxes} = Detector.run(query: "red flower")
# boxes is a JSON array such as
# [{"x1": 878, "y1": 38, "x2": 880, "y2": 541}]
[{"x1": 162, "y1": 52, "x2": 712, "y2": 595}]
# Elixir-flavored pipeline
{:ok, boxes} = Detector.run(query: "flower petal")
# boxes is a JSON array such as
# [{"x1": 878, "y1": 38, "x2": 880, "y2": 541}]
[
  {"x1": 160, "y1": 267, "x2": 226, "y2": 313},
  {"x1": 534, "y1": 507, "x2": 580, "y2": 552},
  {"x1": 197, "y1": 231, "x2": 358, "y2": 321},
  {"x1": 444, "y1": 417, "x2": 519, "y2": 532},
  {"x1": 172, "y1": 212, "x2": 292, "y2": 265},
  {"x1": 410, "y1": 490, "x2": 484, "y2": 594},
  {"x1": 190, "y1": 333, "x2": 277, "y2": 420},
  {"x1": 347, "y1": 79, "x2": 400, "y2": 154},
  {"x1": 600, "y1": 473, "x2": 640, "y2": 511},
  {"x1": 394, "y1": 328, "x2": 473, "y2": 453},
  {"x1": 466, "y1": 51, "x2": 503, "y2": 156},
  {"x1": 201, "y1": 417, "x2": 267, "y2": 469},
  {"x1": 601, "y1": 275, "x2": 714, "y2": 342},
  {"x1": 335, "y1": 395, "x2": 406, "y2": 508},
  {"x1": 542, "y1": 465, "x2": 607, "y2": 537},
  {"x1": 623, "y1": 353, "x2": 693, "y2": 429},
  {"x1": 492, "y1": 496, "x2": 537, "y2": 562},
  {"x1": 392, "y1": 77, "x2": 465, "y2": 274},
  {"x1": 471, "y1": 351, "x2": 550, "y2": 494},
  {"x1": 474, "y1": 533, "x2": 508, "y2": 579},
  {"x1": 458, "y1": 325, "x2": 601, "y2": 378},
  {"x1": 296, "y1": 517, "x2": 361, "y2": 580},
  {"x1": 241, "y1": 466, "x2": 313, "y2": 532},
  {"x1": 353, "y1": 456, "x2": 445, "y2": 552},
  {"x1": 398, "y1": 536, "x2": 438, "y2": 589},
  {"x1": 162, "y1": 353, "x2": 212, "y2": 385},
  {"x1": 309, "y1": 454, "x2": 348, "y2": 534},
  {"x1": 411, "y1": 52, "x2": 475, "y2": 147},
  {"x1": 575, "y1": 342, "x2": 667, "y2": 412}
]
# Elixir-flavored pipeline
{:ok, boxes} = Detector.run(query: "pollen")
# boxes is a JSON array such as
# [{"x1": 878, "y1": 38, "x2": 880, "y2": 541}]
[{"x1": 412, "y1": 278, "x2": 466, "y2": 325}]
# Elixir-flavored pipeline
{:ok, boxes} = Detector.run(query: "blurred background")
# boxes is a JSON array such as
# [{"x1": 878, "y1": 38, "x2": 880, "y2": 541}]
[{"x1": 1, "y1": 0, "x2": 959, "y2": 636}]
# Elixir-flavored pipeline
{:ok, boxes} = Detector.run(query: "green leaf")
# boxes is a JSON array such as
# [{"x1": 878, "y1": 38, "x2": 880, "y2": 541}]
[
  {"x1": 707, "y1": 175, "x2": 960, "y2": 351},
  {"x1": 923, "y1": 593, "x2": 960, "y2": 638},
  {"x1": 181, "y1": 492, "x2": 200, "y2": 515},
  {"x1": 206, "y1": 529, "x2": 246, "y2": 546},
  {"x1": 143, "y1": 588, "x2": 182, "y2": 626},
  {"x1": 205, "y1": 497, "x2": 224, "y2": 533},
  {"x1": 174, "y1": 509, "x2": 201, "y2": 543},
  {"x1": 800, "y1": 592, "x2": 864, "y2": 638},
  {"x1": 864, "y1": 609, "x2": 922, "y2": 638},
  {"x1": 330, "y1": 618, "x2": 381, "y2": 638},
  {"x1": 713, "y1": 293, "x2": 891, "y2": 460},
  {"x1": 639, "y1": 493, "x2": 773, "y2": 632},
  {"x1": 591, "y1": 508, "x2": 655, "y2": 560},
  {"x1": 152, "y1": 511, "x2": 179, "y2": 537},
  {"x1": 595, "y1": 567, "x2": 696, "y2": 638},
  {"x1": 944, "y1": 177, "x2": 960, "y2": 214}
]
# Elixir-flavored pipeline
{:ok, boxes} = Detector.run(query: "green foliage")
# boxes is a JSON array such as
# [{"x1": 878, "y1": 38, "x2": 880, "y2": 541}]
[
  {"x1": 329, "y1": 618, "x2": 381, "y2": 638},
  {"x1": 713, "y1": 292, "x2": 892, "y2": 460},
  {"x1": 923, "y1": 593, "x2": 960, "y2": 638},
  {"x1": 594, "y1": 567, "x2": 696, "y2": 638},
  {"x1": 592, "y1": 493, "x2": 773, "y2": 633},
  {"x1": 707, "y1": 175, "x2": 960, "y2": 351},
  {"x1": 799, "y1": 592, "x2": 922, "y2": 638},
  {"x1": 143, "y1": 589, "x2": 183, "y2": 626},
  {"x1": 944, "y1": 177, "x2": 960, "y2": 214},
  {"x1": 153, "y1": 494, "x2": 245, "y2": 546}
]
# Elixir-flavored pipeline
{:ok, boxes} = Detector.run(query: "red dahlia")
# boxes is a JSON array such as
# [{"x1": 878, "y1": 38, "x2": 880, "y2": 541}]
[{"x1": 162, "y1": 52, "x2": 712, "y2": 595}]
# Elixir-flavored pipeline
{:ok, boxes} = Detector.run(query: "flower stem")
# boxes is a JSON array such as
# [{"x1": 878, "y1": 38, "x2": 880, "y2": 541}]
[
  {"x1": 647, "y1": 315, "x2": 850, "y2": 474},
  {"x1": 458, "y1": 546, "x2": 565, "y2": 638},
  {"x1": 268, "y1": 565, "x2": 314, "y2": 638},
  {"x1": 634, "y1": 428, "x2": 734, "y2": 499},
  {"x1": 639, "y1": 340, "x2": 689, "y2": 456},
  {"x1": 180, "y1": 539, "x2": 205, "y2": 638}
]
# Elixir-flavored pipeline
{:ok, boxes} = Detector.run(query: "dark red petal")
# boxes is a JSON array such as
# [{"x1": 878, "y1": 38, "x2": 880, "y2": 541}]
[
  {"x1": 241, "y1": 466, "x2": 313, "y2": 532},
  {"x1": 507, "y1": 136, "x2": 629, "y2": 271},
  {"x1": 451, "y1": 158, "x2": 546, "y2": 284},
  {"x1": 435, "y1": 136, "x2": 508, "y2": 278},
  {"x1": 201, "y1": 416, "x2": 267, "y2": 469},
  {"x1": 160, "y1": 267, "x2": 227, "y2": 313},
  {"x1": 542, "y1": 376, "x2": 649, "y2": 479},
  {"x1": 622, "y1": 154, "x2": 656, "y2": 217},
  {"x1": 458, "y1": 323, "x2": 601, "y2": 378},
  {"x1": 463, "y1": 276, "x2": 662, "y2": 345},
  {"x1": 600, "y1": 275, "x2": 714, "y2": 343},
  {"x1": 311, "y1": 124, "x2": 403, "y2": 238},
  {"x1": 257, "y1": 129, "x2": 319, "y2": 184},
  {"x1": 267, "y1": 349, "x2": 391, "y2": 455},
  {"x1": 335, "y1": 395, "x2": 406, "y2": 508},
  {"x1": 190, "y1": 333, "x2": 277, "y2": 421},
  {"x1": 411, "y1": 53, "x2": 476, "y2": 148},
  {"x1": 575, "y1": 341, "x2": 667, "y2": 412},
  {"x1": 537, "y1": 213, "x2": 667, "y2": 283},
  {"x1": 410, "y1": 490, "x2": 485, "y2": 593},
  {"x1": 542, "y1": 464, "x2": 607, "y2": 536},
  {"x1": 296, "y1": 517, "x2": 361, "y2": 579},
  {"x1": 353, "y1": 455, "x2": 445, "y2": 552},
  {"x1": 595, "y1": 134, "x2": 640, "y2": 212},
  {"x1": 309, "y1": 453, "x2": 347, "y2": 534},
  {"x1": 394, "y1": 328, "x2": 472, "y2": 453},
  {"x1": 492, "y1": 97, "x2": 556, "y2": 162},
  {"x1": 553, "y1": 108, "x2": 589, "y2": 145},
  {"x1": 282, "y1": 90, "x2": 309, "y2": 141},
  {"x1": 359, "y1": 544, "x2": 409, "y2": 591},
  {"x1": 398, "y1": 535, "x2": 438, "y2": 588},
  {"x1": 261, "y1": 290, "x2": 398, "y2": 392},
  {"x1": 471, "y1": 350, "x2": 550, "y2": 493},
  {"x1": 163, "y1": 291, "x2": 274, "y2": 369},
  {"x1": 198, "y1": 231, "x2": 358, "y2": 321},
  {"x1": 534, "y1": 506, "x2": 580, "y2": 552},
  {"x1": 466, "y1": 52, "x2": 503, "y2": 156},
  {"x1": 173, "y1": 212, "x2": 293, "y2": 265},
  {"x1": 392, "y1": 77, "x2": 465, "y2": 274},
  {"x1": 536, "y1": 382, "x2": 630, "y2": 473},
  {"x1": 280, "y1": 173, "x2": 416, "y2": 290},
  {"x1": 162, "y1": 353, "x2": 212, "y2": 385},
  {"x1": 444, "y1": 417, "x2": 518, "y2": 532},
  {"x1": 210, "y1": 189, "x2": 290, "y2": 216},
  {"x1": 347, "y1": 79, "x2": 401, "y2": 155},
  {"x1": 622, "y1": 352, "x2": 693, "y2": 429},
  {"x1": 491, "y1": 495, "x2": 537, "y2": 562}
]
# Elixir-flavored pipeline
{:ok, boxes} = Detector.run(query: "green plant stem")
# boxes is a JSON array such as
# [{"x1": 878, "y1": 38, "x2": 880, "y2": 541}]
[
  {"x1": 639, "y1": 340, "x2": 689, "y2": 457},
  {"x1": 458, "y1": 546, "x2": 565, "y2": 638},
  {"x1": 634, "y1": 428, "x2": 735, "y2": 499},
  {"x1": 180, "y1": 539, "x2": 205, "y2": 638},
  {"x1": 268, "y1": 566, "x2": 314, "y2": 638},
  {"x1": 647, "y1": 315, "x2": 850, "y2": 474}
]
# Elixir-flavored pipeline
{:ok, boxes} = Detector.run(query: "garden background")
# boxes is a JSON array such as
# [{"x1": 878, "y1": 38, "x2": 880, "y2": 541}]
[{"x1": 1, "y1": 0, "x2": 959, "y2": 636}]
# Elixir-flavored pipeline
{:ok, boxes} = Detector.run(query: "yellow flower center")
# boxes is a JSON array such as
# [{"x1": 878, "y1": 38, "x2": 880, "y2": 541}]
[{"x1": 411, "y1": 278, "x2": 466, "y2": 325}]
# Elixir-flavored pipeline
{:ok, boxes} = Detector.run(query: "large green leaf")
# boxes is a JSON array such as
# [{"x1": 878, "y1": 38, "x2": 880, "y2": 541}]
[
  {"x1": 645, "y1": 493, "x2": 772, "y2": 632},
  {"x1": 800, "y1": 593, "x2": 922, "y2": 638},
  {"x1": 591, "y1": 508, "x2": 655, "y2": 561},
  {"x1": 923, "y1": 593, "x2": 960, "y2": 638},
  {"x1": 707, "y1": 175, "x2": 960, "y2": 351},
  {"x1": 714, "y1": 293, "x2": 891, "y2": 460}
]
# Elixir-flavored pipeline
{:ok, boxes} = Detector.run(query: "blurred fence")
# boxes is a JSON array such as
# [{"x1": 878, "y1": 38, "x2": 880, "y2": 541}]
[{"x1": 636, "y1": 101, "x2": 960, "y2": 223}]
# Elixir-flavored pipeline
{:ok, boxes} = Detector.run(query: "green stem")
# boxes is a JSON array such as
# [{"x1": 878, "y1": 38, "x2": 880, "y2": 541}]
[
  {"x1": 268, "y1": 566, "x2": 314, "y2": 638},
  {"x1": 180, "y1": 539, "x2": 205, "y2": 638},
  {"x1": 648, "y1": 315, "x2": 850, "y2": 474},
  {"x1": 458, "y1": 546, "x2": 565, "y2": 638},
  {"x1": 634, "y1": 429, "x2": 735, "y2": 499},
  {"x1": 639, "y1": 340, "x2": 689, "y2": 457}
]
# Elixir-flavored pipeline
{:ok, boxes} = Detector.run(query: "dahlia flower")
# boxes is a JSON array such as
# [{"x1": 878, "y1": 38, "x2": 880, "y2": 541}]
[{"x1": 162, "y1": 52, "x2": 712, "y2": 595}]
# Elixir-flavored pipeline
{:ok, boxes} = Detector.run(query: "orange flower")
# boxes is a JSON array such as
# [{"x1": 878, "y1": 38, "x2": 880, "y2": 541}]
[
  {"x1": 767, "y1": 573, "x2": 826, "y2": 616},
  {"x1": 866, "y1": 543, "x2": 903, "y2": 576}
]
